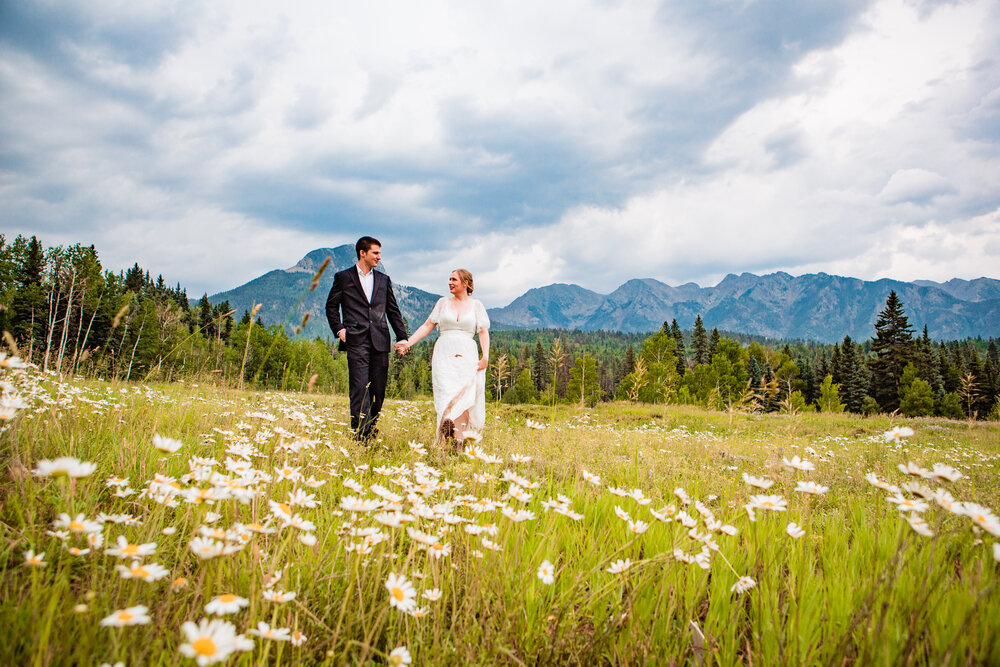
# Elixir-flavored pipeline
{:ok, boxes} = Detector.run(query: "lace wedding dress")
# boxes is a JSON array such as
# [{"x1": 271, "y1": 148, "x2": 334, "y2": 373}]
[{"x1": 428, "y1": 296, "x2": 490, "y2": 442}]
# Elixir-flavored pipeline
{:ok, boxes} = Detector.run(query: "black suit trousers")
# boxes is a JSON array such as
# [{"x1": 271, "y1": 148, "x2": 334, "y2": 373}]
[{"x1": 346, "y1": 341, "x2": 389, "y2": 439}]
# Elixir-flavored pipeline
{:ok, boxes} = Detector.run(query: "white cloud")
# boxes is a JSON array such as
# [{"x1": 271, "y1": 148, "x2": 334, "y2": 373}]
[{"x1": 2, "y1": 0, "x2": 998, "y2": 308}]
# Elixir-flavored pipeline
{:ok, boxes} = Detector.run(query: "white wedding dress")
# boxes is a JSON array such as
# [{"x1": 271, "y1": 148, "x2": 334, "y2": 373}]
[{"x1": 429, "y1": 296, "x2": 490, "y2": 441}]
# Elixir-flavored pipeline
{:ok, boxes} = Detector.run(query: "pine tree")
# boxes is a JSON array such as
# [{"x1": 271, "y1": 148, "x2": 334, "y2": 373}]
[
  {"x1": 914, "y1": 325, "x2": 942, "y2": 394},
  {"x1": 124, "y1": 262, "x2": 145, "y2": 295},
  {"x1": 532, "y1": 341, "x2": 549, "y2": 392},
  {"x1": 709, "y1": 328, "x2": 721, "y2": 359},
  {"x1": 838, "y1": 336, "x2": 869, "y2": 414},
  {"x1": 692, "y1": 315, "x2": 709, "y2": 365},
  {"x1": 870, "y1": 291, "x2": 915, "y2": 412},
  {"x1": 669, "y1": 319, "x2": 686, "y2": 374},
  {"x1": 623, "y1": 344, "x2": 636, "y2": 376}
]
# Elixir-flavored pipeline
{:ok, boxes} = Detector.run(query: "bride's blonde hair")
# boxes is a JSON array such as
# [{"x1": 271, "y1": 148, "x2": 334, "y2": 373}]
[{"x1": 453, "y1": 269, "x2": 474, "y2": 295}]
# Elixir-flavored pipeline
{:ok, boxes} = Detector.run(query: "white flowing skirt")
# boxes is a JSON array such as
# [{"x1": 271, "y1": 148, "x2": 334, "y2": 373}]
[{"x1": 432, "y1": 331, "x2": 486, "y2": 440}]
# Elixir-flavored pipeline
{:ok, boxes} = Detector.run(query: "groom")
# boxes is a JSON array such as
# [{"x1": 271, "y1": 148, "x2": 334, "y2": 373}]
[{"x1": 325, "y1": 236, "x2": 409, "y2": 442}]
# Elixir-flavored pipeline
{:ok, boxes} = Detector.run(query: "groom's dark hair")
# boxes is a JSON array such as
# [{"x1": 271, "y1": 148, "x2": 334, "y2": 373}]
[{"x1": 355, "y1": 236, "x2": 381, "y2": 258}]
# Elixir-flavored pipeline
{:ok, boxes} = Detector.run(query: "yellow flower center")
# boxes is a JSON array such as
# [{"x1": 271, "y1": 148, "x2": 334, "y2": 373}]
[
  {"x1": 191, "y1": 637, "x2": 217, "y2": 656},
  {"x1": 279, "y1": 503, "x2": 291, "y2": 515},
  {"x1": 69, "y1": 521, "x2": 84, "y2": 531},
  {"x1": 122, "y1": 544, "x2": 139, "y2": 555},
  {"x1": 219, "y1": 594, "x2": 237, "y2": 603},
  {"x1": 976, "y1": 514, "x2": 986, "y2": 523},
  {"x1": 133, "y1": 566, "x2": 149, "y2": 578},
  {"x1": 117, "y1": 611, "x2": 134, "y2": 622},
  {"x1": 392, "y1": 586, "x2": 405, "y2": 601}
]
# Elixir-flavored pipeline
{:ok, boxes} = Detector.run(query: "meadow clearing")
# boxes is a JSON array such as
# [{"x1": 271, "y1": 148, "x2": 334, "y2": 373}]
[{"x1": 1, "y1": 359, "x2": 999, "y2": 665}]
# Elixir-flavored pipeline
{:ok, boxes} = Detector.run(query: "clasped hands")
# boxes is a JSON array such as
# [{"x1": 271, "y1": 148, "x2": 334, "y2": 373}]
[{"x1": 394, "y1": 341, "x2": 410, "y2": 355}]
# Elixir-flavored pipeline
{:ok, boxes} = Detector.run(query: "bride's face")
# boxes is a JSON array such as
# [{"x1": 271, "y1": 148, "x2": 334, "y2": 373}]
[{"x1": 448, "y1": 272, "x2": 466, "y2": 295}]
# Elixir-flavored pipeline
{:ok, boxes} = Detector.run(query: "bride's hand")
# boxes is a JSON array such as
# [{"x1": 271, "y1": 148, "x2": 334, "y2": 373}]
[{"x1": 477, "y1": 356, "x2": 488, "y2": 371}]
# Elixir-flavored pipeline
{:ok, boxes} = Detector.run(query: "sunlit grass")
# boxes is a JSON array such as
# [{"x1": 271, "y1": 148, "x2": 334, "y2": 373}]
[{"x1": 1, "y1": 365, "x2": 998, "y2": 665}]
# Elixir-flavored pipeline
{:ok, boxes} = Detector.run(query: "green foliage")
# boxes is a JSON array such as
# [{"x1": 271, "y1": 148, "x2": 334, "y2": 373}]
[
  {"x1": 565, "y1": 355, "x2": 603, "y2": 407},
  {"x1": 617, "y1": 330, "x2": 679, "y2": 403},
  {"x1": 504, "y1": 368, "x2": 539, "y2": 404},
  {"x1": 900, "y1": 377, "x2": 935, "y2": 417},
  {"x1": 817, "y1": 374, "x2": 845, "y2": 413},
  {"x1": 937, "y1": 391, "x2": 965, "y2": 419},
  {"x1": 870, "y1": 291, "x2": 915, "y2": 412}
]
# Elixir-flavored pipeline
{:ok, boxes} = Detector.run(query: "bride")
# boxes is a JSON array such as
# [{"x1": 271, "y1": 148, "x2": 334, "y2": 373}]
[{"x1": 397, "y1": 269, "x2": 490, "y2": 446}]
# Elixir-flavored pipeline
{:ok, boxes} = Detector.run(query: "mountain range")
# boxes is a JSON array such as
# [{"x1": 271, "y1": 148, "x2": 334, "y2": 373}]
[{"x1": 208, "y1": 246, "x2": 1000, "y2": 343}]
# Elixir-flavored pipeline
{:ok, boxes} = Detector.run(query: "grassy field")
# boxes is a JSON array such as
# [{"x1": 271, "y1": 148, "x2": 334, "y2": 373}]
[{"x1": 2, "y1": 363, "x2": 999, "y2": 665}]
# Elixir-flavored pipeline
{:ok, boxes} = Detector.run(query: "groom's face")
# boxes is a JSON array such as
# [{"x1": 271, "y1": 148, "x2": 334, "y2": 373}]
[{"x1": 359, "y1": 245, "x2": 381, "y2": 271}]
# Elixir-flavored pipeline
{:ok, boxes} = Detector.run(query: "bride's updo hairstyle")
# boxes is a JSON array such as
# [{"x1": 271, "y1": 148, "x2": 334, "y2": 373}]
[{"x1": 454, "y1": 269, "x2": 474, "y2": 295}]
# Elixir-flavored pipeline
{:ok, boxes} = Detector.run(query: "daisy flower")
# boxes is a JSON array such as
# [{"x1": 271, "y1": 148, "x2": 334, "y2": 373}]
[
  {"x1": 291, "y1": 630, "x2": 307, "y2": 646},
  {"x1": 931, "y1": 463, "x2": 963, "y2": 483},
  {"x1": 53, "y1": 513, "x2": 102, "y2": 535},
  {"x1": 537, "y1": 560, "x2": 555, "y2": 585},
  {"x1": 426, "y1": 542, "x2": 452, "y2": 559},
  {"x1": 742, "y1": 473, "x2": 774, "y2": 489},
  {"x1": 581, "y1": 469, "x2": 602, "y2": 486},
  {"x1": 100, "y1": 605, "x2": 151, "y2": 627},
  {"x1": 906, "y1": 513, "x2": 934, "y2": 537},
  {"x1": 794, "y1": 481, "x2": 829, "y2": 495},
  {"x1": 179, "y1": 618, "x2": 244, "y2": 665},
  {"x1": 188, "y1": 537, "x2": 226, "y2": 560},
  {"x1": 248, "y1": 622, "x2": 291, "y2": 641},
  {"x1": 205, "y1": 594, "x2": 250, "y2": 616},
  {"x1": 422, "y1": 588, "x2": 442, "y2": 601},
  {"x1": 614, "y1": 506, "x2": 631, "y2": 522},
  {"x1": 385, "y1": 573, "x2": 417, "y2": 612},
  {"x1": 525, "y1": 419, "x2": 545, "y2": 430},
  {"x1": 389, "y1": 646, "x2": 412, "y2": 666},
  {"x1": 883, "y1": 426, "x2": 914, "y2": 442},
  {"x1": 23, "y1": 549, "x2": 46, "y2": 567},
  {"x1": 262, "y1": 589, "x2": 296, "y2": 603},
  {"x1": 731, "y1": 576, "x2": 756, "y2": 594},
  {"x1": 898, "y1": 462, "x2": 933, "y2": 479},
  {"x1": 153, "y1": 434, "x2": 183, "y2": 454},
  {"x1": 962, "y1": 503, "x2": 1000, "y2": 537},
  {"x1": 627, "y1": 520, "x2": 650, "y2": 535},
  {"x1": 105, "y1": 535, "x2": 157, "y2": 559},
  {"x1": 32, "y1": 456, "x2": 96, "y2": 478},
  {"x1": 786, "y1": 522, "x2": 805, "y2": 539},
  {"x1": 886, "y1": 494, "x2": 930, "y2": 513},
  {"x1": 782, "y1": 456, "x2": 815, "y2": 471},
  {"x1": 748, "y1": 495, "x2": 787, "y2": 512},
  {"x1": 606, "y1": 558, "x2": 632, "y2": 574},
  {"x1": 116, "y1": 561, "x2": 170, "y2": 582}
]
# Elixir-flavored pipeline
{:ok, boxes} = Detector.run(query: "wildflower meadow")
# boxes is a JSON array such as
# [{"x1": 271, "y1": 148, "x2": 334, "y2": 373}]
[{"x1": 2, "y1": 355, "x2": 999, "y2": 665}]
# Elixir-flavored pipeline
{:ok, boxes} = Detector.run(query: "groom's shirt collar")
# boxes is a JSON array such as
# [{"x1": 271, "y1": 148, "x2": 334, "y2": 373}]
[{"x1": 356, "y1": 264, "x2": 375, "y2": 302}]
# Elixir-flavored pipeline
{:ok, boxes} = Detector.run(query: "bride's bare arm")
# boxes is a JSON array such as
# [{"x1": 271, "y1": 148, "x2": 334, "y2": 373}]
[
  {"x1": 403, "y1": 319, "x2": 436, "y2": 351},
  {"x1": 477, "y1": 328, "x2": 490, "y2": 371}
]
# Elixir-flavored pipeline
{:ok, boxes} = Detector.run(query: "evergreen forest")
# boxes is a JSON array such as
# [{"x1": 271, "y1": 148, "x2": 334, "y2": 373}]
[{"x1": 2, "y1": 234, "x2": 998, "y2": 419}]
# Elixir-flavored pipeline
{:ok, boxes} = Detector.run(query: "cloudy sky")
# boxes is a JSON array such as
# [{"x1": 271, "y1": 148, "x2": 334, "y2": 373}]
[{"x1": 2, "y1": 0, "x2": 999, "y2": 306}]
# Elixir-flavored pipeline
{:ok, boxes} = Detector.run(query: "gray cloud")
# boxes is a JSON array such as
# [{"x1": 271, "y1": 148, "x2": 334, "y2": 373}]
[{"x1": 1, "y1": 0, "x2": 998, "y2": 304}]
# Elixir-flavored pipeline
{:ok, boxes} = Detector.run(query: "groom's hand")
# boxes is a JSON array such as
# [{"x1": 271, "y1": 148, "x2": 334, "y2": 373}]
[
  {"x1": 394, "y1": 342, "x2": 408, "y2": 355},
  {"x1": 337, "y1": 329, "x2": 346, "y2": 343}
]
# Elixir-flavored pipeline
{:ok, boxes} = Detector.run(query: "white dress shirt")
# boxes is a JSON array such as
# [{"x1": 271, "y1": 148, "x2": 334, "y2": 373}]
[{"x1": 357, "y1": 265, "x2": 374, "y2": 303}]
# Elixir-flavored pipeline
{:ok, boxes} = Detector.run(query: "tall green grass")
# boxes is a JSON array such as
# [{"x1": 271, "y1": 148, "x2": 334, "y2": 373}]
[{"x1": 1, "y1": 367, "x2": 998, "y2": 665}]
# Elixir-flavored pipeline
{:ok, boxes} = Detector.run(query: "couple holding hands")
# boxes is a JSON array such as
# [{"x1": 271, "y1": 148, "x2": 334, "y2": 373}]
[{"x1": 325, "y1": 236, "x2": 490, "y2": 447}]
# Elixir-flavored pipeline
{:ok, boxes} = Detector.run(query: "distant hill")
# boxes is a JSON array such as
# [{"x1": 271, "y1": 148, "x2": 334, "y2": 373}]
[
  {"x1": 487, "y1": 272, "x2": 1000, "y2": 343},
  {"x1": 209, "y1": 253, "x2": 999, "y2": 343},
  {"x1": 208, "y1": 246, "x2": 440, "y2": 340}
]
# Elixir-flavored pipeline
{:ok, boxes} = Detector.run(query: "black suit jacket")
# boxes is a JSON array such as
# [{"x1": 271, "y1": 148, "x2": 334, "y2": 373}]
[{"x1": 325, "y1": 267, "x2": 408, "y2": 352}]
